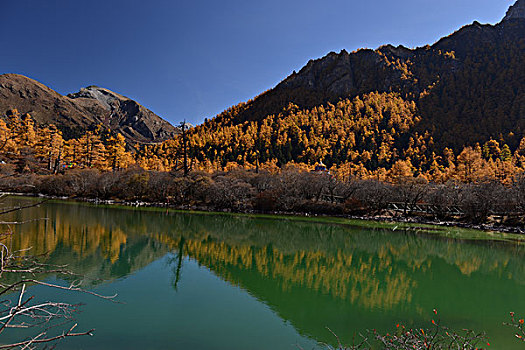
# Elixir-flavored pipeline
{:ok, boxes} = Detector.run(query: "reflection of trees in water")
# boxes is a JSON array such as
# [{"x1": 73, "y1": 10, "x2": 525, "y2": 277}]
[
  {"x1": 183, "y1": 238, "x2": 417, "y2": 310},
  {"x1": 3, "y1": 197, "x2": 525, "y2": 293},
  {"x1": 2, "y1": 200, "x2": 174, "y2": 286}
]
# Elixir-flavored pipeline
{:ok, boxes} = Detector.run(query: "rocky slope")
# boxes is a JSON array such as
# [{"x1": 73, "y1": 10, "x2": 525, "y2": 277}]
[
  {"x1": 0, "y1": 74, "x2": 177, "y2": 142},
  {"x1": 503, "y1": 0, "x2": 525, "y2": 21}
]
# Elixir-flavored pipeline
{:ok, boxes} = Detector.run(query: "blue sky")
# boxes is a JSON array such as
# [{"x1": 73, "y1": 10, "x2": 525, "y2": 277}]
[{"x1": 0, "y1": 0, "x2": 516, "y2": 126}]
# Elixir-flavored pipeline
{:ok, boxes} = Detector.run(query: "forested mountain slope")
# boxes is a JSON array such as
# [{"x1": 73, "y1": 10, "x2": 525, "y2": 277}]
[{"x1": 197, "y1": 0, "x2": 525, "y2": 156}]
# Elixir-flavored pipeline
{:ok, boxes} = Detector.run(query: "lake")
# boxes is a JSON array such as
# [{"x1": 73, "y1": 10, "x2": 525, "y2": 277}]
[{"x1": 1, "y1": 197, "x2": 525, "y2": 349}]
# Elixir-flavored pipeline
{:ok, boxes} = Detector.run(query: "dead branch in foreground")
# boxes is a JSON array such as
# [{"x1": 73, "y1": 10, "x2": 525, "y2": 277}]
[{"x1": 0, "y1": 323, "x2": 93, "y2": 349}]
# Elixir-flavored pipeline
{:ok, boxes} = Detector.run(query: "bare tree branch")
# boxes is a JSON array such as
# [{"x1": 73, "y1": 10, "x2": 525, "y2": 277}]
[{"x1": 0, "y1": 323, "x2": 94, "y2": 349}]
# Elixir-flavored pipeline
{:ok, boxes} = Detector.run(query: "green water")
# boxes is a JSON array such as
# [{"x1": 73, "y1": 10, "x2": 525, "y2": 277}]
[{"x1": 1, "y1": 197, "x2": 525, "y2": 349}]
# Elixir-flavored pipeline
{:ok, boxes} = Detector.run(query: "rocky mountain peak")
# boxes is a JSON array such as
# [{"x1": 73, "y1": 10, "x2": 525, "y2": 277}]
[
  {"x1": 68, "y1": 86, "x2": 128, "y2": 110},
  {"x1": 503, "y1": 0, "x2": 525, "y2": 21},
  {"x1": 67, "y1": 85, "x2": 178, "y2": 142}
]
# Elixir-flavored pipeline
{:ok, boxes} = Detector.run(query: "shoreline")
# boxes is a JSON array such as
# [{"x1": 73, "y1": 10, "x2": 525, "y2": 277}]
[{"x1": 4, "y1": 191, "x2": 525, "y2": 238}]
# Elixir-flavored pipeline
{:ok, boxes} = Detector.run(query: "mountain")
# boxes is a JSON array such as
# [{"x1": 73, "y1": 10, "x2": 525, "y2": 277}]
[
  {"x1": 200, "y1": 0, "x2": 525, "y2": 155},
  {"x1": 0, "y1": 74, "x2": 177, "y2": 142}
]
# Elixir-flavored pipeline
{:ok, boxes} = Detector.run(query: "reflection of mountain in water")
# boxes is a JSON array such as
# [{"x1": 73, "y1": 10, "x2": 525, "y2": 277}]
[{"x1": 3, "y1": 197, "x2": 525, "y2": 343}]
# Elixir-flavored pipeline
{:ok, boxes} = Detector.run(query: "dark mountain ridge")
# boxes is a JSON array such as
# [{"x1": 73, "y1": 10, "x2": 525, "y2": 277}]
[
  {"x1": 0, "y1": 74, "x2": 178, "y2": 142},
  {"x1": 504, "y1": 0, "x2": 525, "y2": 21}
]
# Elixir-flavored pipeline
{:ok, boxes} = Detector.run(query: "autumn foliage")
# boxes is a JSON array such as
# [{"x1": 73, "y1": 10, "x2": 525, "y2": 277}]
[{"x1": 0, "y1": 109, "x2": 133, "y2": 173}]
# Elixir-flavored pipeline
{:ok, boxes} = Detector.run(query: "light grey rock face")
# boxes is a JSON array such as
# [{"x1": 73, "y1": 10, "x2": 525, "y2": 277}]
[
  {"x1": 68, "y1": 85, "x2": 178, "y2": 142},
  {"x1": 69, "y1": 86, "x2": 126, "y2": 110},
  {"x1": 503, "y1": 0, "x2": 525, "y2": 21}
]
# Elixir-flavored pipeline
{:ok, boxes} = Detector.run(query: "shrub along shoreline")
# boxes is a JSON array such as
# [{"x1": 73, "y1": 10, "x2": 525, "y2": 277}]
[{"x1": 2, "y1": 165, "x2": 524, "y2": 235}]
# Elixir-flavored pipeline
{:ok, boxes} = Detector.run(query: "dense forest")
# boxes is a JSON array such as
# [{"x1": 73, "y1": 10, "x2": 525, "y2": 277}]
[{"x1": 2, "y1": 103, "x2": 525, "y2": 184}]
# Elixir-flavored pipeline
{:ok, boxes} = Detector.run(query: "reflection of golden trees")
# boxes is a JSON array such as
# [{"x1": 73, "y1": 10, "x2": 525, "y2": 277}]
[
  {"x1": 2, "y1": 202, "x2": 522, "y2": 287},
  {"x1": 7, "y1": 213, "x2": 129, "y2": 264},
  {"x1": 3, "y1": 197, "x2": 525, "y2": 308},
  {"x1": 184, "y1": 238, "x2": 416, "y2": 311},
  {"x1": 352, "y1": 236, "x2": 518, "y2": 281},
  {"x1": 456, "y1": 256, "x2": 482, "y2": 276}
]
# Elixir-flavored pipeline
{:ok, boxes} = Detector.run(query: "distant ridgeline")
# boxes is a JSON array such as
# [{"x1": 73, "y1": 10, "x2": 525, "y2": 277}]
[
  {"x1": 0, "y1": 74, "x2": 178, "y2": 142},
  {"x1": 1, "y1": 1, "x2": 525, "y2": 183}
]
